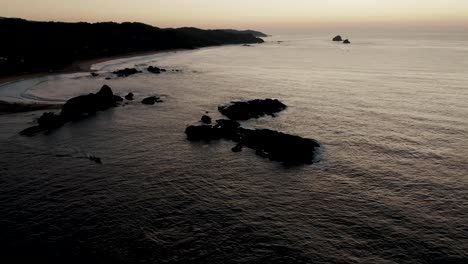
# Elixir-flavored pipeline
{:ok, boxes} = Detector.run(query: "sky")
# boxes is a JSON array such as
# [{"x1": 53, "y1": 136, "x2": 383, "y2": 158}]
[{"x1": 1, "y1": 0, "x2": 468, "y2": 33}]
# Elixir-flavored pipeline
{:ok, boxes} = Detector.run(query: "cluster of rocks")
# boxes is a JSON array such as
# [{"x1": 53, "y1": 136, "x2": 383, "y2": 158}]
[
  {"x1": 19, "y1": 85, "x2": 162, "y2": 136},
  {"x1": 218, "y1": 99, "x2": 287, "y2": 120},
  {"x1": 332, "y1": 35, "x2": 351, "y2": 44},
  {"x1": 147, "y1": 66, "x2": 167, "y2": 74},
  {"x1": 113, "y1": 68, "x2": 142, "y2": 77},
  {"x1": 93, "y1": 66, "x2": 182, "y2": 79},
  {"x1": 185, "y1": 99, "x2": 320, "y2": 165}
]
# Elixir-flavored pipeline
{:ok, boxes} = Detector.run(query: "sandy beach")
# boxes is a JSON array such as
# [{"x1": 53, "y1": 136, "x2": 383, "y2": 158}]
[{"x1": 0, "y1": 49, "x2": 179, "y2": 114}]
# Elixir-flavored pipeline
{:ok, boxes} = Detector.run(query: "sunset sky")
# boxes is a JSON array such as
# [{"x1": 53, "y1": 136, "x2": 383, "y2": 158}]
[{"x1": 1, "y1": 0, "x2": 467, "y2": 32}]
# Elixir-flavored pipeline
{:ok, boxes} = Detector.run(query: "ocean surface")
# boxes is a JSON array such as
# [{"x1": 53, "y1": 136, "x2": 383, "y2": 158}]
[{"x1": 0, "y1": 32, "x2": 467, "y2": 264}]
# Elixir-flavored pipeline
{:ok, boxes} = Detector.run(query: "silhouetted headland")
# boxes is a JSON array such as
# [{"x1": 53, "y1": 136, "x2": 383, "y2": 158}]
[
  {"x1": 0, "y1": 18, "x2": 266, "y2": 77},
  {"x1": 221, "y1": 29, "x2": 269, "y2": 37}
]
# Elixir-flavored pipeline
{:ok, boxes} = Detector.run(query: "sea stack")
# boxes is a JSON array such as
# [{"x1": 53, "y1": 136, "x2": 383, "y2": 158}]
[{"x1": 343, "y1": 39, "x2": 351, "y2": 44}]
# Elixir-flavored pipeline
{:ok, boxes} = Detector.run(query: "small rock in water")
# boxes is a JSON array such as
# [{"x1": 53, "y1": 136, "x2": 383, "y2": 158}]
[
  {"x1": 343, "y1": 39, "x2": 351, "y2": 44},
  {"x1": 232, "y1": 143, "x2": 243, "y2": 152},
  {"x1": 91, "y1": 72, "x2": 99, "y2": 77},
  {"x1": 89, "y1": 156, "x2": 102, "y2": 164},
  {"x1": 142, "y1": 96, "x2": 163, "y2": 105},
  {"x1": 125, "y1": 93, "x2": 134, "y2": 100},
  {"x1": 201, "y1": 115, "x2": 212, "y2": 124},
  {"x1": 333, "y1": 35, "x2": 343, "y2": 41}
]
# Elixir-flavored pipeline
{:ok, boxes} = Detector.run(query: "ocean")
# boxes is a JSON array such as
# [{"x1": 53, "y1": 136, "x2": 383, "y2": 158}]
[{"x1": 0, "y1": 32, "x2": 467, "y2": 263}]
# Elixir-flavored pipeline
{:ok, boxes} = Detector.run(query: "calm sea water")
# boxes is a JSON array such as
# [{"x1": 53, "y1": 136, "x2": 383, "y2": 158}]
[{"x1": 0, "y1": 32, "x2": 467, "y2": 264}]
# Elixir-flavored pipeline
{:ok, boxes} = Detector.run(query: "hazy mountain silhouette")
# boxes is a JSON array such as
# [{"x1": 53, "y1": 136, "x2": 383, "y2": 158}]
[{"x1": 0, "y1": 18, "x2": 265, "y2": 76}]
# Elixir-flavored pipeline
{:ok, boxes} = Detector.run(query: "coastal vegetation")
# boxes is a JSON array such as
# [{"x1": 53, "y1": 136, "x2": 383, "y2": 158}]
[{"x1": 0, "y1": 18, "x2": 265, "y2": 76}]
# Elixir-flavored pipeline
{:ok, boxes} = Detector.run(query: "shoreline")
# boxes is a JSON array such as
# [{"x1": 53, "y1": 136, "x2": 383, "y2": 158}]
[
  {"x1": 0, "y1": 49, "x2": 182, "y2": 114},
  {"x1": 0, "y1": 49, "x2": 182, "y2": 87}
]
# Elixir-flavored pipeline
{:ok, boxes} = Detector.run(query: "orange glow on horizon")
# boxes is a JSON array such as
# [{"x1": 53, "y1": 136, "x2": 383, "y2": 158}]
[{"x1": 1, "y1": 0, "x2": 467, "y2": 32}]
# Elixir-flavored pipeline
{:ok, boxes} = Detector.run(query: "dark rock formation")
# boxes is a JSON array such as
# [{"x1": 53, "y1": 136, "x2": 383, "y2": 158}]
[
  {"x1": 142, "y1": 96, "x2": 163, "y2": 105},
  {"x1": 231, "y1": 144, "x2": 243, "y2": 152},
  {"x1": 19, "y1": 112, "x2": 64, "y2": 136},
  {"x1": 343, "y1": 39, "x2": 351, "y2": 44},
  {"x1": 89, "y1": 156, "x2": 102, "y2": 164},
  {"x1": 185, "y1": 119, "x2": 320, "y2": 165},
  {"x1": 201, "y1": 115, "x2": 212, "y2": 124},
  {"x1": 147, "y1": 66, "x2": 167, "y2": 74},
  {"x1": 218, "y1": 99, "x2": 287, "y2": 120},
  {"x1": 125, "y1": 93, "x2": 134, "y2": 100},
  {"x1": 113, "y1": 68, "x2": 141, "y2": 77},
  {"x1": 20, "y1": 85, "x2": 122, "y2": 136},
  {"x1": 37, "y1": 112, "x2": 65, "y2": 127},
  {"x1": 105, "y1": 77, "x2": 112, "y2": 80},
  {"x1": 185, "y1": 125, "x2": 220, "y2": 141},
  {"x1": 333, "y1": 35, "x2": 343, "y2": 41},
  {"x1": 147, "y1": 66, "x2": 161, "y2": 74},
  {"x1": 61, "y1": 85, "x2": 120, "y2": 120},
  {"x1": 91, "y1": 72, "x2": 99, "y2": 77}
]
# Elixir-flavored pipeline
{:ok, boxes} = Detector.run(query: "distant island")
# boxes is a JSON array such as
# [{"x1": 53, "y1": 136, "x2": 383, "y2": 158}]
[{"x1": 0, "y1": 18, "x2": 266, "y2": 76}]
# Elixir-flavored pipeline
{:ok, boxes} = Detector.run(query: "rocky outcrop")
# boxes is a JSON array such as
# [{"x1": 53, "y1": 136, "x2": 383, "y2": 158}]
[
  {"x1": 113, "y1": 68, "x2": 142, "y2": 77},
  {"x1": 61, "y1": 85, "x2": 120, "y2": 120},
  {"x1": 125, "y1": 93, "x2": 134, "y2": 100},
  {"x1": 20, "y1": 85, "x2": 122, "y2": 136},
  {"x1": 185, "y1": 119, "x2": 320, "y2": 165},
  {"x1": 218, "y1": 99, "x2": 287, "y2": 120},
  {"x1": 142, "y1": 96, "x2": 163, "y2": 105},
  {"x1": 333, "y1": 35, "x2": 351, "y2": 44},
  {"x1": 147, "y1": 66, "x2": 167, "y2": 74},
  {"x1": 91, "y1": 72, "x2": 99, "y2": 77},
  {"x1": 19, "y1": 112, "x2": 64, "y2": 136},
  {"x1": 333, "y1": 35, "x2": 343, "y2": 41}
]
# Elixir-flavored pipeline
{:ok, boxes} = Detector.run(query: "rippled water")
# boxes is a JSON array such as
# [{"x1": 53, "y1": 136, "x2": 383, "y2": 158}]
[{"x1": 0, "y1": 32, "x2": 467, "y2": 263}]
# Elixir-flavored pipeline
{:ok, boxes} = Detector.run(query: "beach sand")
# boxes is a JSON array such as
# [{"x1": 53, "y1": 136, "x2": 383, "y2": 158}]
[{"x1": 0, "y1": 49, "x2": 178, "y2": 114}]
